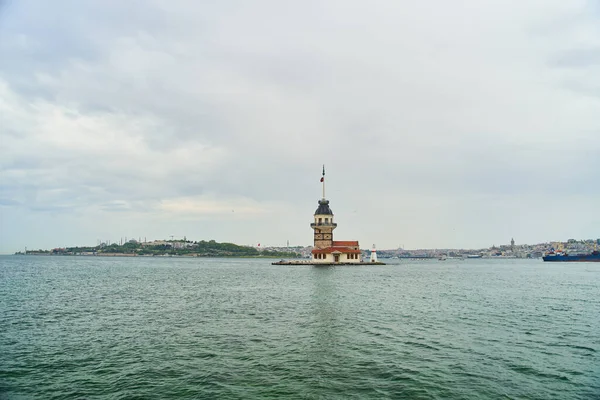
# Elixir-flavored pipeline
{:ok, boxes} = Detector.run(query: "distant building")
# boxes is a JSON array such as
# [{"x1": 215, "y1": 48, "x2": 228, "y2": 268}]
[{"x1": 141, "y1": 240, "x2": 171, "y2": 247}]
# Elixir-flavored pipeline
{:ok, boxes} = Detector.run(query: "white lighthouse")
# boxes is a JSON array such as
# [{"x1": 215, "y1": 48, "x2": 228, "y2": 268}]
[{"x1": 370, "y1": 244, "x2": 378, "y2": 263}]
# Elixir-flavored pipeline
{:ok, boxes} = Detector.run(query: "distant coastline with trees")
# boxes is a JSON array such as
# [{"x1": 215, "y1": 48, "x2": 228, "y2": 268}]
[
  {"x1": 16, "y1": 237, "x2": 599, "y2": 259},
  {"x1": 16, "y1": 239, "x2": 301, "y2": 259}
]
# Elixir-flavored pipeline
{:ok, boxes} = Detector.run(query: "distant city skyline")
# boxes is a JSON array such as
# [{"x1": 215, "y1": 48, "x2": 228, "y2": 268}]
[
  {"x1": 1, "y1": 1, "x2": 599, "y2": 253},
  {"x1": 13, "y1": 235, "x2": 600, "y2": 255}
]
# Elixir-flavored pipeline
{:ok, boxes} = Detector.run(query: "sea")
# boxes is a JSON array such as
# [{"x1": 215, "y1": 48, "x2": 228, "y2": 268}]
[{"x1": 1, "y1": 256, "x2": 599, "y2": 399}]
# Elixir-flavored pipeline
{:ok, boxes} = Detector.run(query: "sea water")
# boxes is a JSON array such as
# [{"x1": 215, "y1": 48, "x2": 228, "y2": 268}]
[{"x1": 1, "y1": 256, "x2": 599, "y2": 399}]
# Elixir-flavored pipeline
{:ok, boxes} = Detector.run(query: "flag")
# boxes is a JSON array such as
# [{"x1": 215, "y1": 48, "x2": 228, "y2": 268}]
[
  {"x1": 320, "y1": 165, "x2": 325, "y2": 182},
  {"x1": 320, "y1": 177, "x2": 324, "y2": 182}
]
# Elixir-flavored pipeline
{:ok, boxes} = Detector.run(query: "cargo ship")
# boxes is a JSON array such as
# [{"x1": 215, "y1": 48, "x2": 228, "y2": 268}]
[{"x1": 542, "y1": 250, "x2": 600, "y2": 262}]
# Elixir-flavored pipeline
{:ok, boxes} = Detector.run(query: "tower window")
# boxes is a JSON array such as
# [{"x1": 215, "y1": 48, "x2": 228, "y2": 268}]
[{"x1": 318, "y1": 218, "x2": 322, "y2": 223}]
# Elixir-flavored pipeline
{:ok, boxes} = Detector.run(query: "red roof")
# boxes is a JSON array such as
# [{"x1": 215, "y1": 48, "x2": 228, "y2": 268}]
[
  {"x1": 312, "y1": 246, "x2": 362, "y2": 254},
  {"x1": 332, "y1": 241, "x2": 359, "y2": 247}
]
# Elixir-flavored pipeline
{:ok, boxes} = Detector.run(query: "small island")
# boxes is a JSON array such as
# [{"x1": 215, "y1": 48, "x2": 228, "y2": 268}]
[{"x1": 274, "y1": 167, "x2": 385, "y2": 266}]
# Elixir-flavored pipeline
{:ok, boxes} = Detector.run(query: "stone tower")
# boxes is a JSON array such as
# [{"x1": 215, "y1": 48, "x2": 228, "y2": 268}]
[
  {"x1": 308, "y1": 166, "x2": 365, "y2": 264},
  {"x1": 311, "y1": 198, "x2": 337, "y2": 249}
]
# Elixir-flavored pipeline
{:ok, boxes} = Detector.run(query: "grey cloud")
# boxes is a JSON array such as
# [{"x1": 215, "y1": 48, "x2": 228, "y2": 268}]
[
  {"x1": 1, "y1": 0, "x2": 600, "y2": 252},
  {"x1": 28, "y1": 204, "x2": 74, "y2": 213},
  {"x1": 0, "y1": 198, "x2": 21, "y2": 206},
  {"x1": 551, "y1": 48, "x2": 600, "y2": 68},
  {"x1": 558, "y1": 80, "x2": 600, "y2": 99}
]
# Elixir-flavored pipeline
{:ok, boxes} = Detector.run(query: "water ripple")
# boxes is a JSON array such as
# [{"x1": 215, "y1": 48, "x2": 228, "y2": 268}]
[{"x1": 1, "y1": 257, "x2": 599, "y2": 399}]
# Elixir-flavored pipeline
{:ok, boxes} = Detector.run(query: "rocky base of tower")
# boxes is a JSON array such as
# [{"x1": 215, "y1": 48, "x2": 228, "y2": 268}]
[{"x1": 271, "y1": 260, "x2": 387, "y2": 266}]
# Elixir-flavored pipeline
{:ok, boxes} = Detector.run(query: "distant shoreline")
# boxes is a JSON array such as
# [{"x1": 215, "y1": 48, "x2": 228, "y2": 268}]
[{"x1": 12, "y1": 253, "x2": 292, "y2": 259}]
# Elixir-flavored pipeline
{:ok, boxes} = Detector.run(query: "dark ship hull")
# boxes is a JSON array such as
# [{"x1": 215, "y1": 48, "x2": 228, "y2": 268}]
[{"x1": 543, "y1": 251, "x2": 600, "y2": 262}]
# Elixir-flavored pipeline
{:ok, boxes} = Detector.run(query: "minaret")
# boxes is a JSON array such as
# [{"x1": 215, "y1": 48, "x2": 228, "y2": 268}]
[
  {"x1": 511, "y1": 238, "x2": 515, "y2": 252},
  {"x1": 311, "y1": 165, "x2": 337, "y2": 249}
]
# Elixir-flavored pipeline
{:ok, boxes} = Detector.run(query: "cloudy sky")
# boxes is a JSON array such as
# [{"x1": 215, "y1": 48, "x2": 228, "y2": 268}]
[{"x1": 1, "y1": 0, "x2": 599, "y2": 252}]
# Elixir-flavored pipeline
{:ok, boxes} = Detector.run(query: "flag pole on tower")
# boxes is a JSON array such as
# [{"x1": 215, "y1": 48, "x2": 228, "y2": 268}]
[{"x1": 321, "y1": 165, "x2": 325, "y2": 199}]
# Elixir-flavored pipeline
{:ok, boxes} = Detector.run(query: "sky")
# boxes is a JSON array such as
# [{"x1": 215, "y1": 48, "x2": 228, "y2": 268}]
[{"x1": 1, "y1": 0, "x2": 599, "y2": 253}]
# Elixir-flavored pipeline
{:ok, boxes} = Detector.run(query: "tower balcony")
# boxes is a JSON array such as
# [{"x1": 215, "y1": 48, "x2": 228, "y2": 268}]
[{"x1": 310, "y1": 222, "x2": 337, "y2": 229}]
